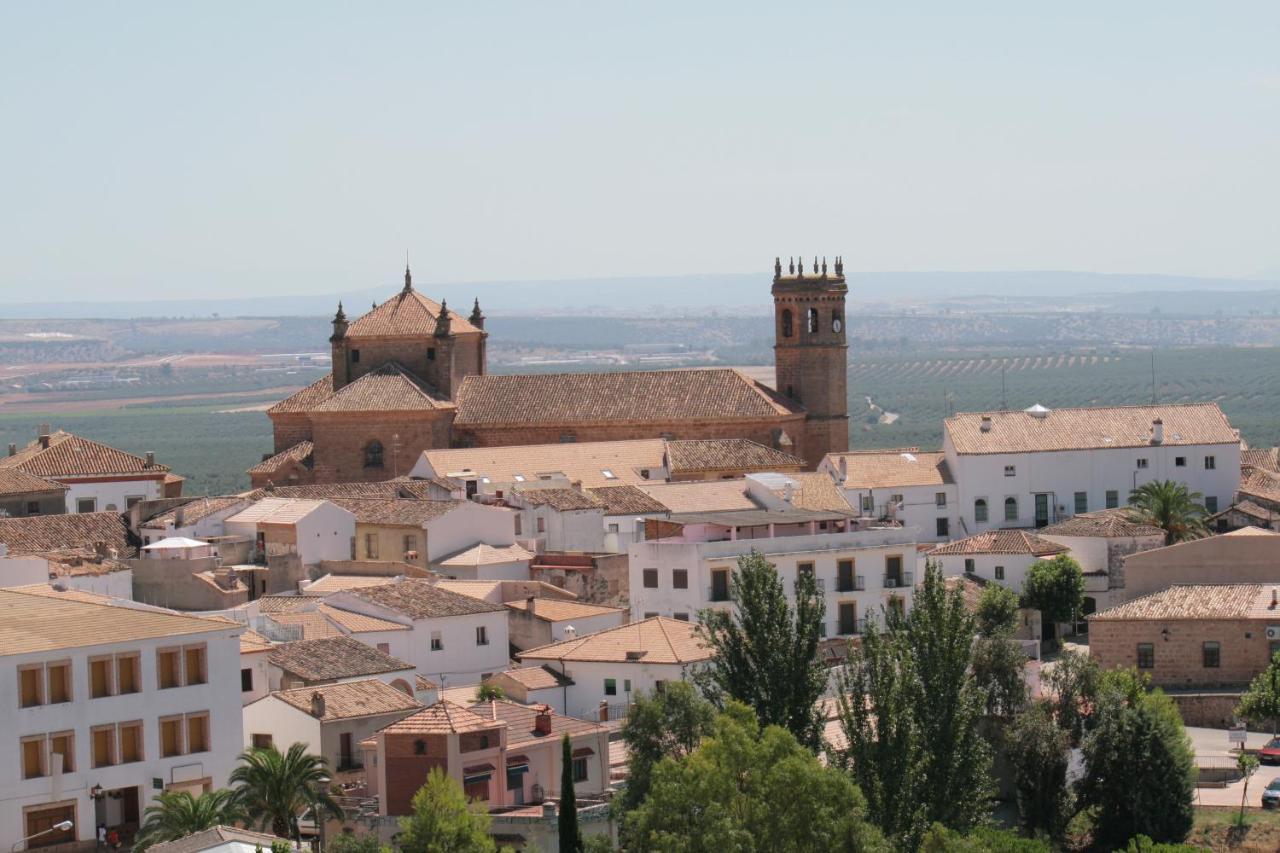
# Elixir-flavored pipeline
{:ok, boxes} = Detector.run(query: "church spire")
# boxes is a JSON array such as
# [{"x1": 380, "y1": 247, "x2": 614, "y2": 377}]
[
  {"x1": 403, "y1": 260, "x2": 413, "y2": 293},
  {"x1": 435, "y1": 299, "x2": 452, "y2": 337},
  {"x1": 469, "y1": 297, "x2": 486, "y2": 330}
]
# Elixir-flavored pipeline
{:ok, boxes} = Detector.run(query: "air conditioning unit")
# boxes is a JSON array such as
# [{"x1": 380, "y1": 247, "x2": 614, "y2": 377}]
[{"x1": 1267, "y1": 626, "x2": 1280, "y2": 641}]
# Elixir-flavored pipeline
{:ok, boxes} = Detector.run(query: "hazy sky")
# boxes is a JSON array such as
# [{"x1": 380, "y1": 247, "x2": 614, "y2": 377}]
[{"x1": 2, "y1": 2, "x2": 1278, "y2": 301}]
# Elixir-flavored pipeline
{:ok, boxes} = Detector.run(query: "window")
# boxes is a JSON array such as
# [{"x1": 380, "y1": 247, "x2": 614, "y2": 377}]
[
  {"x1": 837, "y1": 559, "x2": 855, "y2": 592},
  {"x1": 117, "y1": 654, "x2": 140, "y2": 695},
  {"x1": 252, "y1": 733, "x2": 274, "y2": 750},
  {"x1": 995, "y1": 565, "x2": 1005, "y2": 581},
  {"x1": 861, "y1": 495, "x2": 873, "y2": 513},
  {"x1": 90, "y1": 657, "x2": 113, "y2": 698},
  {"x1": 839, "y1": 602, "x2": 858, "y2": 635},
  {"x1": 241, "y1": 668, "x2": 254, "y2": 693},
  {"x1": 184, "y1": 645, "x2": 207, "y2": 685},
  {"x1": 643, "y1": 612, "x2": 659, "y2": 619},
  {"x1": 673, "y1": 612, "x2": 691, "y2": 621},
  {"x1": 21, "y1": 736, "x2": 45, "y2": 779},
  {"x1": 160, "y1": 717, "x2": 184, "y2": 757},
  {"x1": 1136, "y1": 457, "x2": 1148, "y2": 469},
  {"x1": 476, "y1": 626, "x2": 489, "y2": 646},
  {"x1": 430, "y1": 631, "x2": 443, "y2": 651},
  {"x1": 572, "y1": 757, "x2": 589, "y2": 783},
  {"x1": 1004, "y1": 497, "x2": 1018, "y2": 521},
  {"x1": 1004, "y1": 465, "x2": 1016, "y2": 477},
  {"x1": 1074, "y1": 492, "x2": 1088, "y2": 515},
  {"x1": 964, "y1": 558, "x2": 975, "y2": 573},
  {"x1": 1205, "y1": 496, "x2": 1218, "y2": 514},
  {"x1": 351, "y1": 349, "x2": 360, "y2": 363},
  {"x1": 1137, "y1": 643, "x2": 1155, "y2": 669},
  {"x1": 1105, "y1": 490, "x2": 1119, "y2": 509},
  {"x1": 1175, "y1": 456, "x2": 1186, "y2": 467},
  {"x1": 46, "y1": 662, "x2": 70, "y2": 704},
  {"x1": 936, "y1": 518, "x2": 949, "y2": 537},
  {"x1": 76, "y1": 497, "x2": 97, "y2": 513},
  {"x1": 604, "y1": 678, "x2": 617, "y2": 696},
  {"x1": 427, "y1": 347, "x2": 436, "y2": 361},
  {"x1": 514, "y1": 515, "x2": 522, "y2": 536},
  {"x1": 119, "y1": 722, "x2": 142, "y2": 763},
  {"x1": 49, "y1": 732, "x2": 74, "y2": 772},
  {"x1": 26, "y1": 501, "x2": 39, "y2": 515},
  {"x1": 672, "y1": 569, "x2": 688, "y2": 589},
  {"x1": 935, "y1": 492, "x2": 947, "y2": 507},
  {"x1": 797, "y1": 562, "x2": 815, "y2": 582},
  {"x1": 806, "y1": 307, "x2": 819, "y2": 334},
  {"x1": 19, "y1": 665, "x2": 43, "y2": 707},
  {"x1": 781, "y1": 309, "x2": 793, "y2": 338},
  {"x1": 92, "y1": 725, "x2": 116, "y2": 767},
  {"x1": 536, "y1": 516, "x2": 547, "y2": 533},
  {"x1": 643, "y1": 568, "x2": 658, "y2": 589},
  {"x1": 624, "y1": 679, "x2": 632, "y2": 693},
  {"x1": 364, "y1": 440, "x2": 384, "y2": 469},
  {"x1": 403, "y1": 534, "x2": 418, "y2": 555},
  {"x1": 365, "y1": 533, "x2": 379, "y2": 559},
  {"x1": 1205, "y1": 455, "x2": 1216, "y2": 470},
  {"x1": 1203, "y1": 641, "x2": 1221, "y2": 668},
  {"x1": 608, "y1": 523, "x2": 619, "y2": 534},
  {"x1": 377, "y1": 643, "x2": 390, "y2": 654},
  {"x1": 187, "y1": 714, "x2": 210, "y2": 753},
  {"x1": 890, "y1": 494, "x2": 904, "y2": 508},
  {"x1": 974, "y1": 499, "x2": 988, "y2": 523},
  {"x1": 158, "y1": 649, "x2": 181, "y2": 689},
  {"x1": 559, "y1": 433, "x2": 577, "y2": 443}
]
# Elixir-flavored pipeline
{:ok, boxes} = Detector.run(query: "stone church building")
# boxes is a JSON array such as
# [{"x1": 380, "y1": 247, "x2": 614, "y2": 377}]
[{"x1": 250, "y1": 259, "x2": 849, "y2": 487}]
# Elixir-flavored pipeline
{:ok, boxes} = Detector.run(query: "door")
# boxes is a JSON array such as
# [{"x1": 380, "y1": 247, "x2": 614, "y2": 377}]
[
  {"x1": 339, "y1": 733, "x2": 354, "y2": 769},
  {"x1": 1034, "y1": 494, "x2": 1050, "y2": 528},
  {"x1": 838, "y1": 602, "x2": 858, "y2": 635},
  {"x1": 26, "y1": 804, "x2": 76, "y2": 849},
  {"x1": 711, "y1": 570, "x2": 729, "y2": 602}
]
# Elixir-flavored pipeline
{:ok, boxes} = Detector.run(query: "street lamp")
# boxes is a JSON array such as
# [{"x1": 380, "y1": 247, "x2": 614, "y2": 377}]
[{"x1": 12, "y1": 820, "x2": 73, "y2": 852}]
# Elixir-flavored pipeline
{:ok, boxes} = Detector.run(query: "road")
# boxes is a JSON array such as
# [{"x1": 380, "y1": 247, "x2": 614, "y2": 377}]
[{"x1": 1186, "y1": 726, "x2": 1280, "y2": 809}]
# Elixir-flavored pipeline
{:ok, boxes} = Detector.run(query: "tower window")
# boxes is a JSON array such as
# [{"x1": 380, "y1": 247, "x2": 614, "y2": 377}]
[
  {"x1": 806, "y1": 308, "x2": 818, "y2": 334},
  {"x1": 364, "y1": 440, "x2": 384, "y2": 469},
  {"x1": 351, "y1": 349, "x2": 360, "y2": 363},
  {"x1": 427, "y1": 347, "x2": 436, "y2": 361},
  {"x1": 781, "y1": 309, "x2": 793, "y2": 338}
]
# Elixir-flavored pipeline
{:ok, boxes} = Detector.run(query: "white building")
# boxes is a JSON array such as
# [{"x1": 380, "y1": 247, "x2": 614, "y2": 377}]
[
  {"x1": 944, "y1": 403, "x2": 1240, "y2": 535},
  {"x1": 139, "y1": 497, "x2": 253, "y2": 547},
  {"x1": 223, "y1": 498, "x2": 356, "y2": 567},
  {"x1": 585, "y1": 485, "x2": 670, "y2": 552},
  {"x1": 926, "y1": 529, "x2": 1069, "y2": 595},
  {"x1": 1038, "y1": 508, "x2": 1166, "y2": 614},
  {"x1": 507, "y1": 487, "x2": 606, "y2": 553},
  {"x1": 820, "y1": 449, "x2": 957, "y2": 542},
  {"x1": 505, "y1": 597, "x2": 626, "y2": 651},
  {"x1": 1, "y1": 586, "x2": 242, "y2": 848},
  {"x1": 409, "y1": 439, "x2": 669, "y2": 496},
  {"x1": 238, "y1": 630, "x2": 274, "y2": 706},
  {"x1": 516, "y1": 616, "x2": 713, "y2": 721},
  {"x1": 434, "y1": 543, "x2": 534, "y2": 581},
  {"x1": 265, "y1": 635, "x2": 418, "y2": 694}
]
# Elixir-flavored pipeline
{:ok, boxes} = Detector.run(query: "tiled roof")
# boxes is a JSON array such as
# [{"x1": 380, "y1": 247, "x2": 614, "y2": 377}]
[
  {"x1": 506, "y1": 598, "x2": 623, "y2": 622},
  {"x1": 518, "y1": 616, "x2": 711, "y2": 665},
  {"x1": 248, "y1": 441, "x2": 314, "y2": 475},
  {"x1": 0, "y1": 512, "x2": 132, "y2": 557},
  {"x1": 945, "y1": 403, "x2": 1238, "y2": 455},
  {"x1": 664, "y1": 438, "x2": 804, "y2": 474},
  {"x1": 453, "y1": 368, "x2": 800, "y2": 426},
  {"x1": 312, "y1": 363, "x2": 453, "y2": 413},
  {"x1": 352, "y1": 578, "x2": 507, "y2": 619},
  {"x1": 317, "y1": 603, "x2": 410, "y2": 633},
  {"x1": 1238, "y1": 469, "x2": 1280, "y2": 505},
  {"x1": 489, "y1": 665, "x2": 572, "y2": 691},
  {"x1": 927, "y1": 530, "x2": 1069, "y2": 557},
  {"x1": 1216, "y1": 500, "x2": 1278, "y2": 523},
  {"x1": 436, "y1": 543, "x2": 533, "y2": 569},
  {"x1": 227, "y1": 497, "x2": 336, "y2": 525},
  {"x1": 1039, "y1": 508, "x2": 1165, "y2": 539},
  {"x1": 268, "y1": 635, "x2": 413, "y2": 682},
  {"x1": 346, "y1": 288, "x2": 483, "y2": 339},
  {"x1": 273, "y1": 678, "x2": 421, "y2": 721},
  {"x1": 142, "y1": 496, "x2": 249, "y2": 530},
  {"x1": 261, "y1": 481, "x2": 418, "y2": 500},
  {"x1": 416, "y1": 673, "x2": 438, "y2": 691},
  {"x1": 0, "y1": 467, "x2": 66, "y2": 497},
  {"x1": 586, "y1": 485, "x2": 669, "y2": 516},
  {"x1": 944, "y1": 575, "x2": 988, "y2": 614},
  {"x1": 330, "y1": 497, "x2": 465, "y2": 526},
  {"x1": 268, "y1": 374, "x2": 335, "y2": 415},
  {"x1": 831, "y1": 449, "x2": 953, "y2": 489},
  {"x1": 240, "y1": 629, "x2": 274, "y2": 654},
  {"x1": 514, "y1": 487, "x2": 602, "y2": 512},
  {"x1": 1092, "y1": 584, "x2": 1275, "y2": 621},
  {"x1": 378, "y1": 700, "x2": 497, "y2": 734},
  {"x1": 0, "y1": 588, "x2": 231, "y2": 655},
  {"x1": 1, "y1": 431, "x2": 170, "y2": 478},
  {"x1": 256, "y1": 594, "x2": 315, "y2": 614},
  {"x1": 1242, "y1": 447, "x2": 1280, "y2": 473},
  {"x1": 470, "y1": 699, "x2": 606, "y2": 746},
  {"x1": 418, "y1": 439, "x2": 667, "y2": 489},
  {"x1": 776, "y1": 472, "x2": 856, "y2": 513},
  {"x1": 433, "y1": 579, "x2": 502, "y2": 602},
  {"x1": 266, "y1": 611, "x2": 342, "y2": 640},
  {"x1": 147, "y1": 826, "x2": 281, "y2": 853},
  {"x1": 635, "y1": 480, "x2": 758, "y2": 514},
  {"x1": 303, "y1": 574, "x2": 400, "y2": 595}
]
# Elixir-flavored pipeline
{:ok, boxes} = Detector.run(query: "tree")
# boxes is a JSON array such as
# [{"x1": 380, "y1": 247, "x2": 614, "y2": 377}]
[
  {"x1": 625, "y1": 702, "x2": 887, "y2": 852},
  {"x1": 971, "y1": 634, "x2": 1029, "y2": 718},
  {"x1": 475, "y1": 683, "x2": 504, "y2": 701},
  {"x1": 398, "y1": 768, "x2": 495, "y2": 853},
  {"x1": 1237, "y1": 751, "x2": 1259, "y2": 828},
  {"x1": 1126, "y1": 480, "x2": 1208, "y2": 546},
  {"x1": 1006, "y1": 702, "x2": 1073, "y2": 841},
  {"x1": 1022, "y1": 554, "x2": 1085, "y2": 633},
  {"x1": 696, "y1": 550, "x2": 827, "y2": 750},
  {"x1": 619, "y1": 681, "x2": 716, "y2": 812},
  {"x1": 230, "y1": 743, "x2": 341, "y2": 839},
  {"x1": 918, "y1": 824, "x2": 1051, "y2": 852},
  {"x1": 1236, "y1": 650, "x2": 1280, "y2": 734},
  {"x1": 560, "y1": 734, "x2": 582, "y2": 853},
  {"x1": 135, "y1": 789, "x2": 243, "y2": 850},
  {"x1": 1043, "y1": 648, "x2": 1100, "y2": 744},
  {"x1": 327, "y1": 832, "x2": 392, "y2": 853},
  {"x1": 1079, "y1": 671, "x2": 1195, "y2": 847},
  {"x1": 975, "y1": 583, "x2": 1021, "y2": 637}
]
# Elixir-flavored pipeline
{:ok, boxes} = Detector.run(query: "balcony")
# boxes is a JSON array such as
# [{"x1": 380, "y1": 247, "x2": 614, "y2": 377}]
[
  {"x1": 793, "y1": 577, "x2": 825, "y2": 594},
  {"x1": 707, "y1": 584, "x2": 732, "y2": 603},
  {"x1": 835, "y1": 575, "x2": 866, "y2": 593},
  {"x1": 833, "y1": 618, "x2": 869, "y2": 636},
  {"x1": 882, "y1": 572, "x2": 913, "y2": 589}
]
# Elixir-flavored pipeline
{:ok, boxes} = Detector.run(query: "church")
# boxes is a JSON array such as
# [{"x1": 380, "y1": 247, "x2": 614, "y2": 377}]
[{"x1": 250, "y1": 258, "x2": 850, "y2": 486}]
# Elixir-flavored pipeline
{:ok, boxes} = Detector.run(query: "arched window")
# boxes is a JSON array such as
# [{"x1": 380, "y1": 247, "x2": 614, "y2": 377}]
[
  {"x1": 781, "y1": 309, "x2": 793, "y2": 338},
  {"x1": 806, "y1": 307, "x2": 819, "y2": 334},
  {"x1": 974, "y1": 499, "x2": 988, "y2": 523},
  {"x1": 1004, "y1": 497, "x2": 1018, "y2": 521},
  {"x1": 391, "y1": 678, "x2": 413, "y2": 696},
  {"x1": 364, "y1": 440, "x2": 384, "y2": 469}
]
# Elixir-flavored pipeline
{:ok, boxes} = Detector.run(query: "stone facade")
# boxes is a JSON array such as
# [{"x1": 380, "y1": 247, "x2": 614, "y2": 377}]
[{"x1": 1090, "y1": 616, "x2": 1277, "y2": 689}]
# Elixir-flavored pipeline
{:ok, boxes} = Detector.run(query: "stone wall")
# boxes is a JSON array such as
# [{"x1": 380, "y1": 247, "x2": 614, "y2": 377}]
[
  {"x1": 310, "y1": 411, "x2": 453, "y2": 483},
  {"x1": 1169, "y1": 692, "x2": 1244, "y2": 728},
  {"x1": 1091, "y1": 616, "x2": 1273, "y2": 689}
]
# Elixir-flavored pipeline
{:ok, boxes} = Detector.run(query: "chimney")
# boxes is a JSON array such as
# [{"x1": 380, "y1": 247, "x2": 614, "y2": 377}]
[
  {"x1": 838, "y1": 456, "x2": 848, "y2": 483},
  {"x1": 7, "y1": 443, "x2": 14, "y2": 456},
  {"x1": 563, "y1": 625, "x2": 576, "y2": 639},
  {"x1": 980, "y1": 415, "x2": 992, "y2": 432},
  {"x1": 145, "y1": 451, "x2": 156, "y2": 468},
  {"x1": 310, "y1": 690, "x2": 326, "y2": 718},
  {"x1": 783, "y1": 481, "x2": 795, "y2": 504},
  {"x1": 535, "y1": 704, "x2": 552, "y2": 735},
  {"x1": 526, "y1": 596, "x2": 535, "y2": 617},
  {"x1": 1271, "y1": 589, "x2": 1277, "y2": 609},
  {"x1": 174, "y1": 506, "x2": 186, "y2": 529},
  {"x1": 598, "y1": 700, "x2": 609, "y2": 722},
  {"x1": 1151, "y1": 418, "x2": 1164, "y2": 445}
]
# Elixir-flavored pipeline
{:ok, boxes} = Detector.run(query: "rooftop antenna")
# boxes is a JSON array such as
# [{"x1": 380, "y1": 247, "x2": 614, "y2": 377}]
[
  {"x1": 1150, "y1": 350, "x2": 1158, "y2": 404},
  {"x1": 1000, "y1": 362, "x2": 1007, "y2": 411}
]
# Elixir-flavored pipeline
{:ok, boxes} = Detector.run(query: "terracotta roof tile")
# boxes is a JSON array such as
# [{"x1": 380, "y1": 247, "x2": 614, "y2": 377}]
[
  {"x1": 419, "y1": 439, "x2": 666, "y2": 489},
  {"x1": 142, "y1": 496, "x2": 250, "y2": 529},
  {"x1": 830, "y1": 448, "x2": 953, "y2": 489},
  {"x1": 514, "y1": 487, "x2": 602, "y2": 511},
  {"x1": 268, "y1": 635, "x2": 413, "y2": 682},
  {"x1": 488, "y1": 665, "x2": 572, "y2": 691},
  {"x1": 248, "y1": 441, "x2": 314, "y2": 475},
  {"x1": 776, "y1": 472, "x2": 856, "y2": 513},
  {"x1": 635, "y1": 480, "x2": 757, "y2": 514},
  {"x1": 1238, "y1": 469, "x2": 1280, "y2": 505},
  {"x1": 1242, "y1": 447, "x2": 1280, "y2": 473},
  {"x1": 378, "y1": 700, "x2": 497, "y2": 734},
  {"x1": 0, "y1": 468, "x2": 66, "y2": 497},
  {"x1": 330, "y1": 497, "x2": 467, "y2": 526},
  {"x1": 0, "y1": 511, "x2": 133, "y2": 557},
  {"x1": 267, "y1": 611, "x2": 342, "y2": 640},
  {"x1": 267, "y1": 374, "x2": 334, "y2": 415},
  {"x1": 261, "y1": 481, "x2": 418, "y2": 500},
  {"x1": 585, "y1": 485, "x2": 669, "y2": 516},
  {"x1": 240, "y1": 629, "x2": 274, "y2": 654},
  {"x1": 664, "y1": 438, "x2": 804, "y2": 474},
  {"x1": 352, "y1": 578, "x2": 507, "y2": 619},
  {"x1": 1, "y1": 431, "x2": 170, "y2": 478},
  {"x1": 302, "y1": 575, "x2": 400, "y2": 595},
  {"x1": 1039, "y1": 508, "x2": 1165, "y2": 538},
  {"x1": 517, "y1": 616, "x2": 711, "y2": 665},
  {"x1": 946, "y1": 403, "x2": 1238, "y2": 454},
  {"x1": 454, "y1": 368, "x2": 800, "y2": 427},
  {"x1": 317, "y1": 603, "x2": 409, "y2": 633},
  {"x1": 927, "y1": 529, "x2": 1069, "y2": 557},
  {"x1": 312, "y1": 363, "x2": 452, "y2": 413},
  {"x1": 257, "y1": 594, "x2": 315, "y2": 613},
  {"x1": 1092, "y1": 584, "x2": 1274, "y2": 621},
  {"x1": 470, "y1": 699, "x2": 607, "y2": 746},
  {"x1": 227, "y1": 497, "x2": 336, "y2": 525},
  {"x1": 346, "y1": 289, "x2": 482, "y2": 339},
  {"x1": 506, "y1": 598, "x2": 623, "y2": 622},
  {"x1": 148, "y1": 826, "x2": 281, "y2": 853},
  {"x1": 436, "y1": 543, "x2": 533, "y2": 569},
  {"x1": 273, "y1": 678, "x2": 421, "y2": 721}
]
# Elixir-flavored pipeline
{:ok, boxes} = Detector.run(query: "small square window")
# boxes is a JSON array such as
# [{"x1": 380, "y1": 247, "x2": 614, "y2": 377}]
[
  {"x1": 536, "y1": 517, "x2": 546, "y2": 534},
  {"x1": 1203, "y1": 641, "x2": 1221, "y2": 668},
  {"x1": 430, "y1": 631, "x2": 443, "y2": 651},
  {"x1": 1136, "y1": 458, "x2": 1148, "y2": 469},
  {"x1": 995, "y1": 565, "x2": 1005, "y2": 581},
  {"x1": 476, "y1": 626, "x2": 489, "y2": 646},
  {"x1": 936, "y1": 518, "x2": 949, "y2": 537},
  {"x1": 1074, "y1": 492, "x2": 1087, "y2": 515},
  {"x1": 1205, "y1": 455, "x2": 1216, "y2": 470},
  {"x1": 1175, "y1": 456, "x2": 1186, "y2": 467},
  {"x1": 604, "y1": 678, "x2": 617, "y2": 696},
  {"x1": 26, "y1": 501, "x2": 39, "y2": 515},
  {"x1": 76, "y1": 497, "x2": 97, "y2": 514},
  {"x1": 427, "y1": 347, "x2": 436, "y2": 361},
  {"x1": 861, "y1": 495, "x2": 873, "y2": 513},
  {"x1": 1205, "y1": 496, "x2": 1218, "y2": 513},
  {"x1": 673, "y1": 612, "x2": 690, "y2": 622},
  {"x1": 572, "y1": 757, "x2": 588, "y2": 783},
  {"x1": 1004, "y1": 465, "x2": 1016, "y2": 477},
  {"x1": 1105, "y1": 490, "x2": 1119, "y2": 509},
  {"x1": 963, "y1": 558, "x2": 975, "y2": 574},
  {"x1": 935, "y1": 492, "x2": 947, "y2": 507},
  {"x1": 241, "y1": 668, "x2": 254, "y2": 692},
  {"x1": 672, "y1": 569, "x2": 688, "y2": 589},
  {"x1": 643, "y1": 568, "x2": 658, "y2": 588},
  {"x1": 1137, "y1": 643, "x2": 1155, "y2": 669}
]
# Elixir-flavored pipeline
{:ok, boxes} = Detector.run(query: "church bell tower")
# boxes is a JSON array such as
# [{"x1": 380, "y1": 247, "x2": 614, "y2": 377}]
[{"x1": 772, "y1": 255, "x2": 850, "y2": 465}]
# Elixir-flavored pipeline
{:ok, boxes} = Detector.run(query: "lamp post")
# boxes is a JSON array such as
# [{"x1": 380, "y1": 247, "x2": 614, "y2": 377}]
[{"x1": 12, "y1": 819, "x2": 73, "y2": 852}]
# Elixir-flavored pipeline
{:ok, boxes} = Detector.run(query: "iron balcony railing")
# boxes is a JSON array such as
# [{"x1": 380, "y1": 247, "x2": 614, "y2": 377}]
[
  {"x1": 882, "y1": 572, "x2": 914, "y2": 589},
  {"x1": 832, "y1": 618, "x2": 869, "y2": 636},
  {"x1": 835, "y1": 575, "x2": 866, "y2": 593}
]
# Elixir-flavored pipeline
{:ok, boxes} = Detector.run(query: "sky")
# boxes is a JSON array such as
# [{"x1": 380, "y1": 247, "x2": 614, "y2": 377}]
[{"x1": 1, "y1": 2, "x2": 1278, "y2": 302}]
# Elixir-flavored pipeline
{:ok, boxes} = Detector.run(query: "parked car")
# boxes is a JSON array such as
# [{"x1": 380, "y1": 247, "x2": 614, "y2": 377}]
[
  {"x1": 1260, "y1": 737, "x2": 1280, "y2": 765},
  {"x1": 1262, "y1": 777, "x2": 1280, "y2": 809}
]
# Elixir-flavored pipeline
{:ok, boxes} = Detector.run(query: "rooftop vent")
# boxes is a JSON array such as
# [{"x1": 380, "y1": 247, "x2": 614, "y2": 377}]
[
  {"x1": 1151, "y1": 418, "x2": 1164, "y2": 445},
  {"x1": 1024, "y1": 404, "x2": 1051, "y2": 419},
  {"x1": 980, "y1": 416, "x2": 993, "y2": 432}
]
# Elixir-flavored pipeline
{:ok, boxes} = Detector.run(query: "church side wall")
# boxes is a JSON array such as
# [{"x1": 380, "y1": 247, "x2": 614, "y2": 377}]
[{"x1": 309, "y1": 411, "x2": 455, "y2": 483}]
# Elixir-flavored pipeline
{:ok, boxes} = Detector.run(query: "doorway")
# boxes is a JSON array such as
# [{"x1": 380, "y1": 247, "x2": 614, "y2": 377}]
[
  {"x1": 25, "y1": 803, "x2": 75, "y2": 849},
  {"x1": 1034, "y1": 494, "x2": 1050, "y2": 528}
]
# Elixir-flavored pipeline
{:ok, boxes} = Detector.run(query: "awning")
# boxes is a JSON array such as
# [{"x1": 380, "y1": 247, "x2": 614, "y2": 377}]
[
  {"x1": 505, "y1": 754, "x2": 530, "y2": 766},
  {"x1": 572, "y1": 747, "x2": 595, "y2": 758},
  {"x1": 464, "y1": 763, "x2": 495, "y2": 774},
  {"x1": 463, "y1": 763, "x2": 494, "y2": 783}
]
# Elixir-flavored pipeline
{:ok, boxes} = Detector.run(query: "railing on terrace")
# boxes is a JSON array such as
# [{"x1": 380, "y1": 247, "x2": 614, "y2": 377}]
[
  {"x1": 830, "y1": 619, "x2": 870, "y2": 637},
  {"x1": 882, "y1": 572, "x2": 914, "y2": 589},
  {"x1": 835, "y1": 575, "x2": 866, "y2": 593},
  {"x1": 707, "y1": 585, "x2": 732, "y2": 603}
]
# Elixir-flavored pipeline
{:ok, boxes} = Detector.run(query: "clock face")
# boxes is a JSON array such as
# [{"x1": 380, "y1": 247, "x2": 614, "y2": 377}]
[{"x1": 832, "y1": 317, "x2": 843, "y2": 333}]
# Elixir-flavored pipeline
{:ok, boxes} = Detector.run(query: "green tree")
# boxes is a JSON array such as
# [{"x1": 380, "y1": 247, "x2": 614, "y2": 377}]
[
  {"x1": 230, "y1": 743, "x2": 341, "y2": 839},
  {"x1": 1126, "y1": 480, "x2": 1208, "y2": 545},
  {"x1": 1237, "y1": 751, "x2": 1259, "y2": 828},
  {"x1": 971, "y1": 634, "x2": 1029, "y2": 718},
  {"x1": 135, "y1": 789, "x2": 244, "y2": 850},
  {"x1": 975, "y1": 583, "x2": 1021, "y2": 637},
  {"x1": 696, "y1": 551, "x2": 827, "y2": 750},
  {"x1": 398, "y1": 768, "x2": 496, "y2": 853},
  {"x1": 1044, "y1": 648, "x2": 1100, "y2": 744},
  {"x1": 1121, "y1": 835, "x2": 1201, "y2": 852},
  {"x1": 560, "y1": 734, "x2": 582, "y2": 853},
  {"x1": 1080, "y1": 671, "x2": 1195, "y2": 847},
  {"x1": 918, "y1": 824, "x2": 1051, "y2": 852},
  {"x1": 625, "y1": 702, "x2": 887, "y2": 852},
  {"x1": 619, "y1": 681, "x2": 716, "y2": 812},
  {"x1": 1006, "y1": 702, "x2": 1073, "y2": 841},
  {"x1": 1022, "y1": 554, "x2": 1085, "y2": 633},
  {"x1": 475, "y1": 683, "x2": 504, "y2": 701},
  {"x1": 1236, "y1": 650, "x2": 1280, "y2": 734},
  {"x1": 326, "y1": 832, "x2": 391, "y2": 853}
]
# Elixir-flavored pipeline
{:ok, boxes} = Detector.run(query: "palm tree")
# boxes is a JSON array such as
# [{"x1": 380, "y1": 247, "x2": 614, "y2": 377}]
[
  {"x1": 1127, "y1": 479, "x2": 1209, "y2": 545},
  {"x1": 134, "y1": 789, "x2": 243, "y2": 850},
  {"x1": 230, "y1": 743, "x2": 342, "y2": 839}
]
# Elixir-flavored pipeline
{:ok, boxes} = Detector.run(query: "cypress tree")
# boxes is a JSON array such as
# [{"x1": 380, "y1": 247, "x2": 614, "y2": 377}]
[{"x1": 559, "y1": 734, "x2": 582, "y2": 853}]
